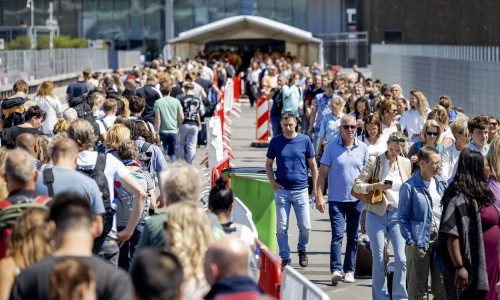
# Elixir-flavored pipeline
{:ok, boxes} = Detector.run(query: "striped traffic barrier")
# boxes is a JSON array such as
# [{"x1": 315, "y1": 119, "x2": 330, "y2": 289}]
[{"x1": 251, "y1": 95, "x2": 269, "y2": 148}]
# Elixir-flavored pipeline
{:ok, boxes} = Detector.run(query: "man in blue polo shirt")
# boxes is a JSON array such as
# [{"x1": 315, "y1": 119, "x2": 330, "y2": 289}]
[
  {"x1": 316, "y1": 114, "x2": 369, "y2": 285},
  {"x1": 266, "y1": 111, "x2": 318, "y2": 269}
]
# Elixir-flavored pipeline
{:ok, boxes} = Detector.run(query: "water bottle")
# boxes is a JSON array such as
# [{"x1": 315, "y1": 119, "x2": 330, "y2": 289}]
[
  {"x1": 311, "y1": 195, "x2": 316, "y2": 211},
  {"x1": 255, "y1": 248, "x2": 262, "y2": 269}
]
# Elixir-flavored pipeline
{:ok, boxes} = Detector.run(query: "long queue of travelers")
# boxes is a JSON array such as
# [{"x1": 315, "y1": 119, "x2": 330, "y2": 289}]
[
  {"x1": 0, "y1": 53, "x2": 267, "y2": 300},
  {"x1": 255, "y1": 55, "x2": 500, "y2": 300}
]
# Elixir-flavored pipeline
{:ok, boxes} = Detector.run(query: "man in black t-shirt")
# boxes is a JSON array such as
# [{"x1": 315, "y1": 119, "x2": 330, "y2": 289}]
[
  {"x1": 9, "y1": 193, "x2": 133, "y2": 300},
  {"x1": 135, "y1": 75, "x2": 162, "y2": 125},
  {"x1": 178, "y1": 83, "x2": 201, "y2": 164}
]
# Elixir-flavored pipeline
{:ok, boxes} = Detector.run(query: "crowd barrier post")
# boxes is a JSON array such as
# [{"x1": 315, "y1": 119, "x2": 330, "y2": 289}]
[
  {"x1": 256, "y1": 239, "x2": 281, "y2": 298},
  {"x1": 210, "y1": 156, "x2": 231, "y2": 187},
  {"x1": 251, "y1": 95, "x2": 269, "y2": 148}
]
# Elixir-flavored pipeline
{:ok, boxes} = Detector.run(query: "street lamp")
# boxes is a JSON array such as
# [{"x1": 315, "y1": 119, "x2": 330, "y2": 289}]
[{"x1": 26, "y1": 0, "x2": 35, "y2": 49}]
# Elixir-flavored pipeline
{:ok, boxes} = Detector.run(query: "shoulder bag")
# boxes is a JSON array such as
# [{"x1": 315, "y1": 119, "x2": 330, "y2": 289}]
[{"x1": 351, "y1": 156, "x2": 383, "y2": 204}]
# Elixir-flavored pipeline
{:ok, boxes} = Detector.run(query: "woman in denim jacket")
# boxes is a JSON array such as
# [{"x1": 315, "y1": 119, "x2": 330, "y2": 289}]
[
  {"x1": 353, "y1": 132, "x2": 411, "y2": 300},
  {"x1": 398, "y1": 146, "x2": 447, "y2": 300}
]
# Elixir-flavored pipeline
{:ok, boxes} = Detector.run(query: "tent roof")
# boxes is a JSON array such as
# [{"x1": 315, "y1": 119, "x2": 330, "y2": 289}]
[{"x1": 168, "y1": 15, "x2": 322, "y2": 45}]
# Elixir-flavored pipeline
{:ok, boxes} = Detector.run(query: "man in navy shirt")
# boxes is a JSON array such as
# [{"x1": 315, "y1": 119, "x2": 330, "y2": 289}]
[
  {"x1": 265, "y1": 111, "x2": 318, "y2": 269},
  {"x1": 66, "y1": 69, "x2": 90, "y2": 102}
]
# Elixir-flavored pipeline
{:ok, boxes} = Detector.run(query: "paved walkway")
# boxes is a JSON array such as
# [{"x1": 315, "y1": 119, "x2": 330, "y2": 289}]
[{"x1": 194, "y1": 102, "x2": 374, "y2": 299}]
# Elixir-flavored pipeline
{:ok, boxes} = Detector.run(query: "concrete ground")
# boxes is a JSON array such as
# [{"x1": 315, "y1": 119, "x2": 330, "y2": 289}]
[{"x1": 193, "y1": 101, "x2": 375, "y2": 299}]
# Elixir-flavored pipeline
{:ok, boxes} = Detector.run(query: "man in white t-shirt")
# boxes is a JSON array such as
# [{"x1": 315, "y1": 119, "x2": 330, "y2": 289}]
[
  {"x1": 97, "y1": 98, "x2": 118, "y2": 142},
  {"x1": 68, "y1": 119, "x2": 147, "y2": 266}
]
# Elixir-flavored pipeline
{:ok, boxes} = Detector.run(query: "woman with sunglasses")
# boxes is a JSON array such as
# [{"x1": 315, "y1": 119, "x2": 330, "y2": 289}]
[
  {"x1": 353, "y1": 132, "x2": 411, "y2": 300},
  {"x1": 408, "y1": 120, "x2": 444, "y2": 174},
  {"x1": 1, "y1": 105, "x2": 45, "y2": 148},
  {"x1": 488, "y1": 116, "x2": 499, "y2": 144}
]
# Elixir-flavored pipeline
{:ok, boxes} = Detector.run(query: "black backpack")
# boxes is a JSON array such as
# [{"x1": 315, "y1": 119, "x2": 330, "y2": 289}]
[{"x1": 138, "y1": 142, "x2": 153, "y2": 173}]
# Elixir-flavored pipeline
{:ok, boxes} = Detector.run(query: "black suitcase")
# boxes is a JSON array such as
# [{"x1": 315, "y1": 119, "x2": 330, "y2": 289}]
[{"x1": 355, "y1": 235, "x2": 389, "y2": 278}]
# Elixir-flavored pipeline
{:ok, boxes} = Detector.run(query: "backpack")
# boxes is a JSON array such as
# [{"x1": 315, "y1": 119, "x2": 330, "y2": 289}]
[
  {"x1": 0, "y1": 196, "x2": 51, "y2": 259},
  {"x1": 202, "y1": 93, "x2": 216, "y2": 118},
  {"x1": 69, "y1": 97, "x2": 95, "y2": 123},
  {"x1": 138, "y1": 142, "x2": 153, "y2": 173},
  {"x1": 115, "y1": 169, "x2": 150, "y2": 228},
  {"x1": 415, "y1": 141, "x2": 444, "y2": 153}
]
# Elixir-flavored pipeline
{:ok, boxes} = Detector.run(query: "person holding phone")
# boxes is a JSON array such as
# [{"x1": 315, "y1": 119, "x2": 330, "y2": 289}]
[{"x1": 352, "y1": 131, "x2": 411, "y2": 300}]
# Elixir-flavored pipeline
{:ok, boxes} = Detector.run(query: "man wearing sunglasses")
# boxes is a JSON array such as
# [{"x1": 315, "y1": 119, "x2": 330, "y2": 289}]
[
  {"x1": 266, "y1": 111, "x2": 317, "y2": 269},
  {"x1": 316, "y1": 114, "x2": 369, "y2": 285}
]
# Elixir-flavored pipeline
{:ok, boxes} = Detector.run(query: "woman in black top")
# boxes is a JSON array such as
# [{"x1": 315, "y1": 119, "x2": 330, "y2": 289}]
[{"x1": 2, "y1": 105, "x2": 45, "y2": 148}]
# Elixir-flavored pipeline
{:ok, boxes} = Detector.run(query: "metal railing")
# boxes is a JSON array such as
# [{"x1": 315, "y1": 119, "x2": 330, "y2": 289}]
[
  {"x1": 316, "y1": 31, "x2": 369, "y2": 68},
  {"x1": 281, "y1": 266, "x2": 329, "y2": 300},
  {"x1": 372, "y1": 44, "x2": 500, "y2": 63},
  {"x1": 0, "y1": 49, "x2": 108, "y2": 87}
]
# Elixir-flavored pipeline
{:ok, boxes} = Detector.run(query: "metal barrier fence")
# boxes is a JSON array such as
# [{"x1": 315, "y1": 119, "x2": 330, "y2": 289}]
[
  {"x1": 0, "y1": 49, "x2": 140, "y2": 88},
  {"x1": 316, "y1": 32, "x2": 369, "y2": 68},
  {"x1": 281, "y1": 266, "x2": 329, "y2": 300},
  {"x1": 371, "y1": 44, "x2": 500, "y2": 117},
  {"x1": 372, "y1": 44, "x2": 500, "y2": 63}
]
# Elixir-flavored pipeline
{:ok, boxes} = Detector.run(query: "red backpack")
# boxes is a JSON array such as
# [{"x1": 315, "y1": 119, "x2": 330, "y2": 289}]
[{"x1": 0, "y1": 196, "x2": 51, "y2": 259}]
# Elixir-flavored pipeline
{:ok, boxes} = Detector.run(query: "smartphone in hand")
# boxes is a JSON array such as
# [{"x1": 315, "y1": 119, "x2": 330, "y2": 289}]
[{"x1": 384, "y1": 180, "x2": 393, "y2": 186}]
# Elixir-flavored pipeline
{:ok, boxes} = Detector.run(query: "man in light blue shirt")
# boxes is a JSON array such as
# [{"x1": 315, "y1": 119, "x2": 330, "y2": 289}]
[
  {"x1": 308, "y1": 81, "x2": 335, "y2": 152},
  {"x1": 281, "y1": 73, "x2": 303, "y2": 117},
  {"x1": 317, "y1": 96, "x2": 344, "y2": 156},
  {"x1": 316, "y1": 114, "x2": 369, "y2": 285}
]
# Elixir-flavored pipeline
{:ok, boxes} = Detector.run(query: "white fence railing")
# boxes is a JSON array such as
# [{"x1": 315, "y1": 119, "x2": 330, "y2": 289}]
[{"x1": 281, "y1": 266, "x2": 329, "y2": 300}]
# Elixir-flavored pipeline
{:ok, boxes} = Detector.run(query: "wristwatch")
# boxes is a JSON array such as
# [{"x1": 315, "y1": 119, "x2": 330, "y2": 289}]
[{"x1": 455, "y1": 265, "x2": 464, "y2": 270}]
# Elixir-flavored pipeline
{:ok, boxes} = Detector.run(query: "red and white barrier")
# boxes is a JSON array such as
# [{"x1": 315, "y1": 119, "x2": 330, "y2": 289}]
[{"x1": 253, "y1": 95, "x2": 269, "y2": 146}]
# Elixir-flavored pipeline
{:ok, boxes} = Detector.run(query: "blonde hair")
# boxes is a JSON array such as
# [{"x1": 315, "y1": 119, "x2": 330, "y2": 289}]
[
  {"x1": 450, "y1": 117, "x2": 469, "y2": 137},
  {"x1": 35, "y1": 81, "x2": 55, "y2": 99},
  {"x1": 487, "y1": 138, "x2": 500, "y2": 180},
  {"x1": 6, "y1": 208, "x2": 53, "y2": 270},
  {"x1": 428, "y1": 105, "x2": 449, "y2": 127},
  {"x1": 105, "y1": 124, "x2": 130, "y2": 150},
  {"x1": 67, "y1": 119, "x2": 96, "y2": 151},
  {"x1": 420, "y1": 119, "x2": 442, "y2": 146},
  {"x1": 53, "y1": 118, "x2": 69, "y2": 135},
  {"x1": 162, "y1": 161, "x2": 202, "y2": 204},
  {"x1": 0, "y1": 148, "x2": 11, "y2": 199},
  {"x1": 37, "y1": 135, "x2": 51, "y2": 163},
  {"x1": 167, "y1": 202, "x2": 214, "y2": 283},
  {"x1": 410, "y1": 90, "x2": 429, "y2": 118}
]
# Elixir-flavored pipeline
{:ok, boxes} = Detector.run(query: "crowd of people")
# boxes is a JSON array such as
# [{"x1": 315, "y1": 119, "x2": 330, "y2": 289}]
[
  {"x1": 0, "y1": 54, "x2": 267, "y2": 300},
  {"x1": 0, "y1": 49, "x2": 500, "y2": 300},
  {"x1": 257, "y1": 54, "x2": 500, "y2": 300}
]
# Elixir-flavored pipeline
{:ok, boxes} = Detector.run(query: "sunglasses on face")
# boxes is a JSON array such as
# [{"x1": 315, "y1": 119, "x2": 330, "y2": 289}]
[
  {"x1": 491, "y1": 122, "x2": 498, "y2": 126},
  {"x1": 389, "y1": 135, "x2": 406, "y2": 143},
  {"x1": 342, "y1": 125, "x2": 357, "y2": 130},
  {"x1": 426, "y1": 131, "x2": 438, "y2": 136}
]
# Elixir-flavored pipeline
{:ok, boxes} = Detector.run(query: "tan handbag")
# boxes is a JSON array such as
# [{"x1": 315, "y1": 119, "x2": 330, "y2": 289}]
[{"x1": 351, "y1": 156, "x2": 383, "y2": 204}]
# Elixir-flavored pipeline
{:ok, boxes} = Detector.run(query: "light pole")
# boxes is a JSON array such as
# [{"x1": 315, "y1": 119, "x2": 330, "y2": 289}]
[{"x1": 26, "y1": 0, "x2": 35, "y2": 49}]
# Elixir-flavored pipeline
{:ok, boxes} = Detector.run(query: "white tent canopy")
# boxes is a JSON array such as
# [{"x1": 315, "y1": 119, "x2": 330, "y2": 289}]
[{"x1": 167, "y1": 15, "x2": 324, "y2": 67}]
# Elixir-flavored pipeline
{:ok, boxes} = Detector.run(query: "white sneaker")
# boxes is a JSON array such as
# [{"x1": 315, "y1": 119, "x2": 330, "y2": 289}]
[
  {"x1": 344, "y1": 271, "x2": 355, "y2": 283},
  {"x1": 331, "y1": 270, "x2": 342, "y2": 285}
]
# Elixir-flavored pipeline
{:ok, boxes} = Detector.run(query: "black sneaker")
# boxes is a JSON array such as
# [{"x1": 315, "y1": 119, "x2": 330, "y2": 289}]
[
  {"x1": 298, "y1": 250, "x2": 308, "y2": 267},
  {"x1": 281, "y1": 260, "x2": 291, "y2": 269}
]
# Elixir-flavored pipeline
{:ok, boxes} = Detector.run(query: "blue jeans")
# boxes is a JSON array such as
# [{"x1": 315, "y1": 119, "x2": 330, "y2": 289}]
[
  {"x1": 329, "y1": 200, "x2": 363, "y2": 273},
  {"x1": 271, "y1": 114, "x2": 282, "y2": 137},
  {"x1": 274, "y1": 188, "x2": 311, "y2": 262},
  {"x1": 178, "y1": 123, "x2": 198, "y2": 164},
  {"x1": 159, "y1": 132, "x2": 177, "y2": 161},
  {"x1": 366, "y1": 210, "x2": 407, "y2": 300},
  {"x1": 117, "y1": 224, "x2": 144, "y2": 271},
  {"x1": 312, "y1": 129, "x2": 320, "y2": 154}
]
